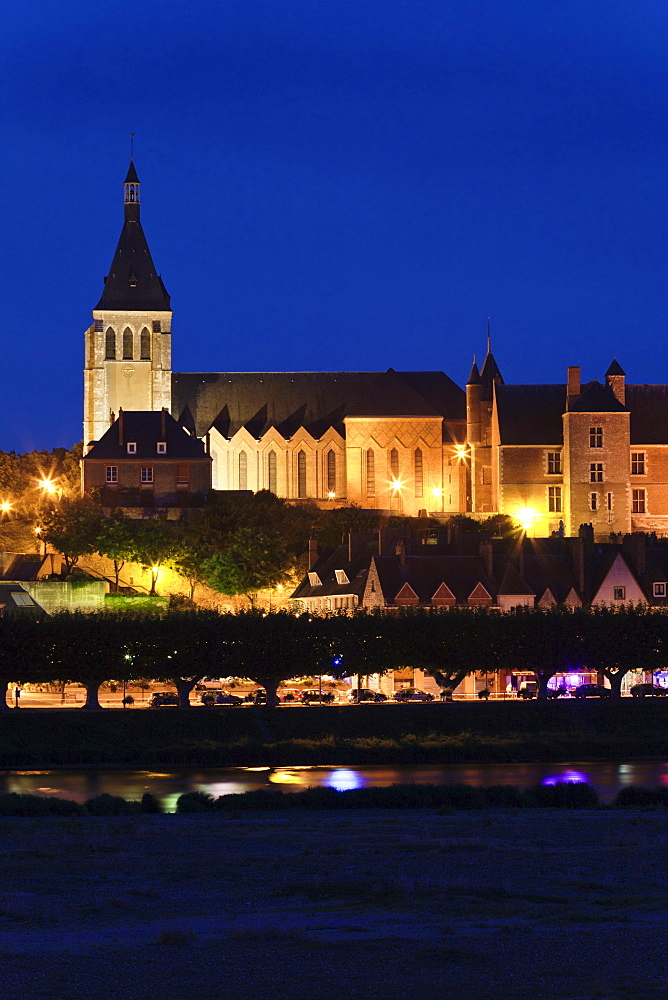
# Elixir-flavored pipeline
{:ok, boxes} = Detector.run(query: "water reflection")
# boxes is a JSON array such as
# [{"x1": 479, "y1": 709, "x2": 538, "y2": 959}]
[
  {"x1": 542, "y1": 770, "x2": 589, "y2": 787},
  {"x1": 2, "y1": 762, "x2": 668, "y2": 810}
]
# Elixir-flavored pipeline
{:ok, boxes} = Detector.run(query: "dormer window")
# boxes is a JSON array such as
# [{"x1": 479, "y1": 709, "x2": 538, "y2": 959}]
[
  {"x1": 654, "y1": 582, "x2": 666, "y2": 598},
  {"x1": 335, "y1": 570, "x2": 349, "y2": 586},
  {"x1": 127, "y1": 442, "x2": 137, "y2": 454},
  {"x1": 308, "y1": 572, "x2": 321, "y2": 587},
  {"x1": 157, "y1": 442, "x2": 167, "y2": 454}
]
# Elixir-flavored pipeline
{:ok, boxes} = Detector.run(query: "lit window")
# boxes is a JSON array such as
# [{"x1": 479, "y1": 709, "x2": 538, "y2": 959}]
[
  {"x1": 613, "y1": 587, "x2": 626, "y2": 601},
  {"x1": 547, "y1": 452, "x2": 562, "y2": 475},
  {"x1": 590, "y1": 427, "x2": 603, "y2": 448},
  {"x1": 632, "y1": 489, "x2": 646, "y2": 514},
  {"x1": 335, "y1": 570, "x2": 349, "y2": 586},
  {"x1": 106, "y1": 466, "x2": 118, "y2": 484},
  {"x1": 127, "y1": 443, "x2": 137, "y2": 455},
  {"x1": 590, "y1": 463, "x2": 604, "y2": 483},
  {"x1": 157, "y1": 442, "x2": 167, "y2": 454},
  {"x1": 631, "y1": 452, "x2": 645, "y2": 475},
  {"x1": 141, "y1": 467, "x2": 153, "y2": 484},
  {"x1": 414, "y1": 448, "x2": 423, "y2": 497},
  {"x1": 590, "y1": 493, "x2": 598, "y2": 511},
  {"x1": 548, "y1": 486, "x2": 562, "y2": 512},
  {"x1": 327, "y1": 450, "x2": 336, "y2": 495},
  {"x1": 308, "y1": 572, "x2": 321, "y2": 587},
  {"x1": 366, "y1": 449, "x2": 375, "y2": 498},
  {"x1": 653, "y1": 583, "x2": 666, "y2": 598},
  {"x1": 390, "y1": 448, "x2": 399, "y2": 480}
]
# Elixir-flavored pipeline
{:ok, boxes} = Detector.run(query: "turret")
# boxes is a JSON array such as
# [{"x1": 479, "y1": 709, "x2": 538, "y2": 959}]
[
  {"x1": 466, "y1": 357, "x2": 482, "y2": 445},
  {"x1": 605, "y1": 358, "x2": 626, "y2": 406}
]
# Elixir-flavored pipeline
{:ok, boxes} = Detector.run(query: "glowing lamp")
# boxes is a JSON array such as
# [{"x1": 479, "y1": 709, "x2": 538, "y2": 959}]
[
  {"x1": 327, "y1": 491, "x2": 336, "y2": 499},
  {"x1": 0, "y1": 502, "x2": 11, "y2": 513},
  {"x1": 390, "y1": 479, "x2": 403, "y2": 492},
  {"x1": 454, "y1": 445, "x2": 469, "y2": 459},
  {"x1": 431, "y1": 488, "x2": 443, "y2": 498},
  {"x1": 39, "y1": 479, "x2": 56, "y2": 494},
  {"x1": 517, "y1": 506, "x2": 537, "y2": 531}
]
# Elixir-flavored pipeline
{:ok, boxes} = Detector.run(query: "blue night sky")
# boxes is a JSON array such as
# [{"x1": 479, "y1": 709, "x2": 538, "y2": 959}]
[{"x1": 2, "y1": 0, "x2": 668, "y2": 451}]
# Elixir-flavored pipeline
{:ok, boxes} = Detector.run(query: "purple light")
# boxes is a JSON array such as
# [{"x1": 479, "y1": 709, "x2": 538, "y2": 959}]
[
  {"x1": 325, "y1": 769, "x2": 363, "y2": 792},
  {"x1": 542, "y1": 769, "x2": 589, "y2": 787}
]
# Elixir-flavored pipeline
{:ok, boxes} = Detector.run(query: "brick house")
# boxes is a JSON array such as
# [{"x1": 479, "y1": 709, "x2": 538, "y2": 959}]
[{"x1": 82, "y1": 408, "x2": 211, "y2": 509}]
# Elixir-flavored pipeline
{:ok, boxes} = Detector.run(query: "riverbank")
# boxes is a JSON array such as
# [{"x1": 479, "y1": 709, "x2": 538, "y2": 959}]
[
  {"x1": 1, "y1": 808, "x2": 666, "y2": 999},
  {"x1": 1, "y1": 700, "x2": 667, "y2": 768}
]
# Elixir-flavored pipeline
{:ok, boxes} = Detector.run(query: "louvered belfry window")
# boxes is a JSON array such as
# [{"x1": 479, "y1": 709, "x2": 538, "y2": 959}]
[
  {"x1": 366, "y1": 449, "x2": 375, "y2": 497},
  {"x1": 105, "y1": 328, "x2": 116, "y2": 360},
  {"x1": 140, "y1": 327, "x2": 151, "y2": 360},
  {"x1": 297, "y1": 450, "x2": 307, "y2": 498},
  {"x1": 414, "y1": 448, "x2": 423, "y2": 497},
  {"x1": 122, "y1": 328, "x2": 133, "y2": 360},
  {"x1": 327, "y1": 450, "x2": 336, "y2": 494},
  {"x1": 390, "y1": 448, "x2": 399, "y2": 480}
]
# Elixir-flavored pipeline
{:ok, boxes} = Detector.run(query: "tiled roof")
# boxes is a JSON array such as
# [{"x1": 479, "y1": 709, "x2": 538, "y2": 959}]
[{"x1": 495, "y1": 385, "x2": 566, "y2": 445}]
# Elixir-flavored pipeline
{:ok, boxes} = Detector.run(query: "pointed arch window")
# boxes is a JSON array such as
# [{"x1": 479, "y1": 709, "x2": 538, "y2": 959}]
[
  {"x1": 327, "y1": 450, "x2": 336, "y2": 495},
  {"x1": 140, "y1": 327, "x2": 151, "y2": 360},
  {"x1": 267, "y1": 450, "x2": 277, "y2": 494},
  {"x1": 105, "y1": 327, "x2": 116, "y2": 360},
  {"x1": 238, "y1": 451, "x2": 247, "y2": 490},
  {"x1": 122, "y1": 328, "x2": 133, "y2": 360},
  {"x1": 414, "y1": 448, "x2": 424, "y2": 498},
  {"x1": 390, "y1": 448, "x2": 399, "y2": 480},
  {"x1": 297, "y1": 450, "x2": 307, "y2": 499},
  {"x1": 366, "y1": 449, "x2": 375, "y2": 498}
]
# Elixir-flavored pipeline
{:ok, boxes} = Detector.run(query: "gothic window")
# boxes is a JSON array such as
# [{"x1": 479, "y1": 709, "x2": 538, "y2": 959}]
[
  {"x1": 297, "y1": 450, "x2": 307, "y2": 498},
  {"x1": 414, "y1": 448, "x2": 423, "y2": 497},
  {"x1": 326, "y1": 450, "x2": 336, "y2": 495},
  {"x1": 105, "y1": 328, "x2": 116, "y2": 360},
  {"x1": 366, "y1": 449, "x2": 375, "y2": 498},
  {"x1": 140, "y1": 327, "x2": 151, "y2": 360},
  {"x1": 122, "y1": 328, "x2": 133, "y2": 360},
  {"x1": 267, "y1": 451, "x2": 277, "y2": 494},
  {"x1": 390, "y1": 448, "x2": 399, "y2": 480},
  {"x1": 238, "y1": 451, "x2": 247, "y2": 490}
]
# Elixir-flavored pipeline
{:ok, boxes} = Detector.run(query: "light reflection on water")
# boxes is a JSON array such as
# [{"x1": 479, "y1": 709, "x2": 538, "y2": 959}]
[{"x1": 2, "y1": 762, "x2": 668, "y2": 811}]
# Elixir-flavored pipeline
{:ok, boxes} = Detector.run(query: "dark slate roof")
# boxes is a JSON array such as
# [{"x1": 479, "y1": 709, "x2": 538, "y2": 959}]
[
  {"x1": 290, "y1": 535, "x2": 378, "y2": 601},
  {"x1": 568, "y1": 381, "x2": 628, "y2": 413},
  {"x1": 480, "y1": 351, "x2": 504, "y2": 400},
  {"x1": 495, "y1": 385, "x2": 566, "y2": 445},
  {"x1": 84, "y1": 411, "x2": 211, "y2": 461},
  {"x1": 626, "y1": 386, "x2": 668, "y2": 444},
  {"x1": 605, "y1": 359, "x2": 626, "y2": 377},
  {"x1": 466, "y1": 359, "x2": 481, "y2": 385},
  {"x1": 172, "y1": 370, "x2": 465, "y2": 440},
  {"x1": 95, "y1": 171, "x2": 170, "y2": 311},
  {"x1": 521, "y1": 551, "x2": 581, "y2": 605},
  {"x1": 0, "y1": 584, "x2": 46, "y2": 617},
  {"x1": 1, "y1": 555, "x2": 45, "y2": 581},
  {"x1": 372, "y1": 554, "x2": 495, "y2": 605},
  {"x1": 497, "y1": 563, "x2": 534, "y2": 597},
  {"x1": 125, "y1": 161, "x2": 140, "y2": 184}
]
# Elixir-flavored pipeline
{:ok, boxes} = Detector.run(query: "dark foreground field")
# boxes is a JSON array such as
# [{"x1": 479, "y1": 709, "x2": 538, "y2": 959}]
[
  {"x1": 1, "y1": 809, "x2": 666, "y2": 1000},
  {"x1": 1, "y1": 699, "x2": 668, "y2": 768}
]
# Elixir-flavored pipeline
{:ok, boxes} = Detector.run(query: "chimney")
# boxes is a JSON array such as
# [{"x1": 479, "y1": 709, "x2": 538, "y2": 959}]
[
  {"x1": 161, "y1": 407, "x2": 166, "y2": 439},
  {"x1": 479, "y1": 540, "x2": 493, "y2": 579},
  {"x1": 516, "y1": 540, "x2": 524, "y2": 578},
  {"x1": 395, "y1": 538, "x2": 406, "y2": 567},
  {"x1": 109, "y1": 410, "x2": 115, "y2": 427},
  {"x1": 567, "y1": 366, "x2": 581, "y2": 408},
  {"x1": 605, "y1": 360, "x2": 626, "y2": 406},
  {"x1": 623, "y1": 533, "x2": 646, "y2": 577},
  {"x1": 118, "y1": 408, "x2": 124, "y2": 446},
  {"x1": 571, "y1": 536, "x2": 585, "y2": 596},
  {"x1": 205, "y1": 431, "x2": 210, "y2": 455},
  {"x1": 348, "y1": 532, "x2": 353, "y2": 563},
  {"x1": 308, "y1": 539, "x2": 319, "y2": 570}
]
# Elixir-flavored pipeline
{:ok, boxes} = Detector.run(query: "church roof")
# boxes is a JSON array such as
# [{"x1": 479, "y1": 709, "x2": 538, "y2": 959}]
[
  {"x1": 95, "y1": 163, "x2": 170, "y2": 312},
  {"x1": 125, "y1": 161, "x2": 140, "y2": 184},
  {"x1": 172, "y1": 369, "x2": 465, "y2": 440}
]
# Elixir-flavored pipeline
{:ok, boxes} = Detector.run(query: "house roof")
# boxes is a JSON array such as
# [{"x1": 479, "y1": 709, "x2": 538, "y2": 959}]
[
  {"x1": 495, "y1": 385, "x2": 566, "y2": 445},
  {"x1": 497, "y1": 563, "x2": 534, "y2": 597},
  {"x1": 626, "y1": 386, "x2": 668, "y2": 444},
  {"x1": 0, "y1": 584, "x2": 46, "y2": 617},
  {"x1": 172, "y1": 370, "x2": 465, "y2": 440},
  {"x1": 370, "y1": 554, "x2": 496, "y2": 605},
  {"x1": 568, "y1": 381, "x2": 628, "y2": 413},
  {"x1": 605, "y1": 359, "x2": 626, "y2": 377},
  {"x1": 290, "y1": 535, "x2": 378, "y2": 600},
  {"x1": 84, "y1": 410, "x2": 211, "y2": 461}
]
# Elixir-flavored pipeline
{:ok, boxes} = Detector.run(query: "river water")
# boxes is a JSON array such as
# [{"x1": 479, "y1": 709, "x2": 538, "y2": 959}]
[{"x1": 2, "y1": 761, "x2": 668, "y2": 811}]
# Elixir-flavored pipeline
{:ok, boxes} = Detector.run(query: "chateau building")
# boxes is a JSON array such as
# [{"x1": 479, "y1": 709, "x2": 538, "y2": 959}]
[{"x1": 83, "y1": 163, "x2": 668, "y2": 537}]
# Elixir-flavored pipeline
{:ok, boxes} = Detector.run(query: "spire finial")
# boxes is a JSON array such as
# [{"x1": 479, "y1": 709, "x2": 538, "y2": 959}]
[
  {"x1": 130, "y1": 132, "x2": 135, "y2": 161},
  {"x1": 487, "y1": 316, "x2": 491, "y2": 354}
]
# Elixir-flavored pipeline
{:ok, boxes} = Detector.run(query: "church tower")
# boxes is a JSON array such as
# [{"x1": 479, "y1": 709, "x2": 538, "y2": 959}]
[{"x1": 83, "y1": 161, "x2": 172, "y2": 447}]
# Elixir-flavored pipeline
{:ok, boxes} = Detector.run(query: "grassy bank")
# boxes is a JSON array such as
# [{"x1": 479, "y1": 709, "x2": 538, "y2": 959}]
[{"x1": 0, "y1": 700, "x2": 667, "y2": 768}]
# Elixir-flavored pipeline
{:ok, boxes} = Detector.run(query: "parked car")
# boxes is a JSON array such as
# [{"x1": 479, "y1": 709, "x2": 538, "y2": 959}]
[
  {"x1": 394, "y1": 688, "x2": 435, "y2": 703},
  {"x1": 148, "y1": 692, "x2": 179, "y2": 708},
  {"x1": 518, "y1": 680, "x2": 538, "y2": 699},
  {"x1": 298, "y1": 689, "x2": 337, "y2": 704},
  {"x1": 574, "y1": 683, "x2": 612, "y2": 699},
  {"x1": 347, "y1": 688, "x2": 387, "y2": 703},
  {"x1": 546, "y1": 686, "x2": 568, "y2": 700},
  {"x1": 200, "y1": 691, "x2": 243, "y2": 706},
  {"x1": 245, "y1": 690, "x2": 281, "y2": 705},
  {"x1": 629, "y1": 683, "x2": 668, "y2": 697}
]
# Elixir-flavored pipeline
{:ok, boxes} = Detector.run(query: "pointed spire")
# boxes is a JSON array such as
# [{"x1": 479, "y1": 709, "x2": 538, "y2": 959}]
[
  {"x1": 480, "y1": 320, "x2": 503, "y2": 400},
  {"x1": 605, "y1": 358, "x2": 626, "y2": 377},
  {"x1": 95, "y1": 162, "x2": 170, "y2": 311},
  {"x1": 467, "y1": 356, "x2": 482, "y2": 385},
  {"x1": 487, "y1": 316, "x2": 491, "y2": 355}
]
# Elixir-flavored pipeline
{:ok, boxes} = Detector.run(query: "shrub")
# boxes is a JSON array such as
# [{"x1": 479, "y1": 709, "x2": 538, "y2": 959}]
[
  {"x1": 85, "y1": 794, "x2": 141, "y2": 816},
  {"x1": 521, "y1": 782, "x2": 600, "y2": 809},
  {"x1": 613, "y1": 785, "x2": 668, "y2": 808},
  {"x1": 141, "y1": 792, "x2": 164, "y2": 814},
  {"x1": 176, "y1": 791, "x2": 217, "y2": 813}
]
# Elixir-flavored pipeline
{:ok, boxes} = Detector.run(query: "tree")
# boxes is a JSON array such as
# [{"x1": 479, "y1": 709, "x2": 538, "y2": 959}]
[
  {"x1": 42, "y1": 495, "x2": 103, "y2": 577},
  {"x1": 204, "y1": 526, "x2": 294, "y2": 605},
  {"x1": 95, "y1": 509, "x2": 134, "y2": 590},
  {"x1": 130, "y1": 518, "x2": 181, "y2": 595},
  {"x1": 0, "y1": 618, "x2": 49, "y2": 709}
]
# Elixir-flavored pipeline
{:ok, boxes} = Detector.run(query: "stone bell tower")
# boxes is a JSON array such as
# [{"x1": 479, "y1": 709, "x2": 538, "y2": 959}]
[{"x1": 83, "y1": 161, "x2": 172, "y2": 447}]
